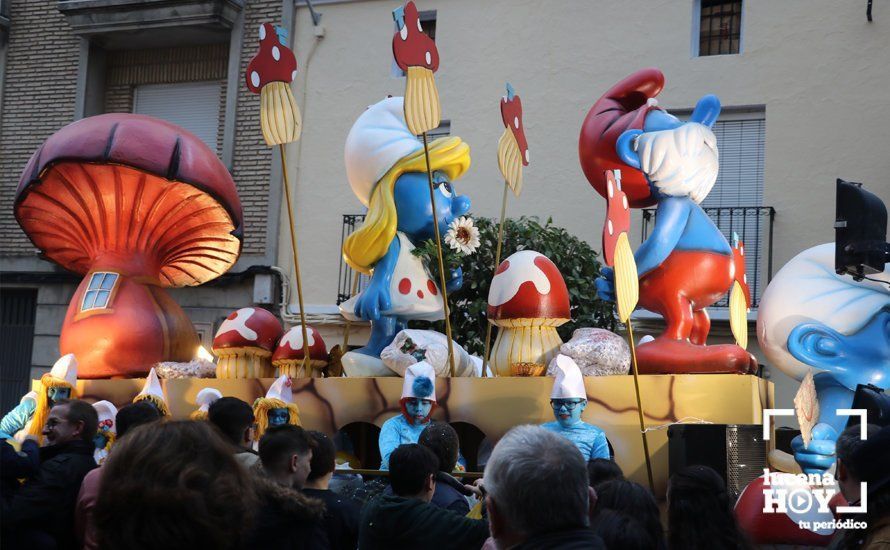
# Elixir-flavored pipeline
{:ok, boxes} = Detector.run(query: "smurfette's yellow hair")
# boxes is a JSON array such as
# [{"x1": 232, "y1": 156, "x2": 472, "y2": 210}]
[
  {"x1": 132, "y1": 393, "x2": 170, "y2": 418},
  {"x1": 253, "y1": 398, "x2": 301, "y2": 438},
  {"x1": 29, "y1": 374, "x2": 77, "y2": 442},
  {"x1": 342, "y1": 137, "x2": 471, "y2": 274}
]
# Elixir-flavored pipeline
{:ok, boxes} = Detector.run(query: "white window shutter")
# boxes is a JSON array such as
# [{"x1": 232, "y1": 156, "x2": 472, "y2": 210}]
[{"x1": 134, "y1": 82, "x2": 222, "y2": 154}]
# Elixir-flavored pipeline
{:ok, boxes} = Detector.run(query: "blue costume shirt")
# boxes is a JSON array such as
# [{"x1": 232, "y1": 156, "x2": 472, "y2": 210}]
[
  {"x1": 0, "y1": 399, "x2": 36, "y2": 440},
  {"x1": 379, "y1": 414, "x2": 429, "y2": 470},
  {"x1": 540, "y1": 421, "x2": 610, "y2": 461}
]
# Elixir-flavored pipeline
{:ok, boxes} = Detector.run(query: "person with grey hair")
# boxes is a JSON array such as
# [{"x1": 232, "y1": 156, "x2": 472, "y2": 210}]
[{"x1": 483, "y1": 425, "x2": 604, "y2": 549}]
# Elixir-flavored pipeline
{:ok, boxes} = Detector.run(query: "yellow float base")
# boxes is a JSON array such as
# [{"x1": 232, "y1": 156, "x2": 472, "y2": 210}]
[{"x1": 50, "y1": 374, "x2": 773, "y2": 497}]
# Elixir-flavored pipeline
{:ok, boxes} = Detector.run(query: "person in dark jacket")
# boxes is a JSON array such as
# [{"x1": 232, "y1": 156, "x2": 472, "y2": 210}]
[
  {"x1": 303, "y1": 431, "x2": 361, "y2": 550},
  {"x1": 209, "y1": 397, "x2": 260, "y2": 469},
  {"x1": 2, "y1": 399, "x2": 98, "y2": 550},
  {"x1": 359, "y1": 444, "x2": 488, "y2": 550},
  {"x1": 2, "y1": 435, "x2": 40, "y2": 502},
  {"x1": 244, "y1": 425, "x2": 329, "y2": 550},
  {"x1": 419, "y1": 422, "x2": 471, "y2": 515},
  {"x1": 483, "y1": 425, "x2": 604, "y2": 550}
]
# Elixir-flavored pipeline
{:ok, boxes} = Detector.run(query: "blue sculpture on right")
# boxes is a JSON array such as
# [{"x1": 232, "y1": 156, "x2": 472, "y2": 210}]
[{"x1": 757, "y1": 242, "x2": 889, "y2": 474}]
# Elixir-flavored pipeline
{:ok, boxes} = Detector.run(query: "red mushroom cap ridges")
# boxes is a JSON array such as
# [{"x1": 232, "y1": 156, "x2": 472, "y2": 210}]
[
  {"x1": 246, "y1": 23, "x2": 298, "y2": 94},
  {"x1": 212, "y1": 307, "x2": 284, "y2": 352},
  {"x1": 272, "y1": 325, "x2": 328, "y2": 363},
  {"x1": 501, "y1": 93, "x2": 529, "y2": 167},
  {"x1": 392, "y1": 1, "x2": 439, "y2": 72},
  {"x1": 487, "y1": 250, "x2": 570, "y2": 322}
]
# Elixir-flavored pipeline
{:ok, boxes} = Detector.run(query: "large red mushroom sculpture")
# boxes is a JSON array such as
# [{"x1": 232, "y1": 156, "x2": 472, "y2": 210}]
[
  {"x1": 213, "y1": 307, "x2": 283, "y2": 379},
  {"x1": 272, "y1": 325, "x2": 328, "y2": 378},
  {"x1": 14, "y1": 114, "x2": 243, "y2": 379},
  {"x1": 487, "y1": 250, "x2": 571, "y2": 377}
]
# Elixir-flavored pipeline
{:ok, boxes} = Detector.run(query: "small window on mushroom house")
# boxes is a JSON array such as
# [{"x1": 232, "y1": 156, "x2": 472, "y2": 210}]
[{"x1": 81, "y1": 272, "x2": 120, "y2": 312}]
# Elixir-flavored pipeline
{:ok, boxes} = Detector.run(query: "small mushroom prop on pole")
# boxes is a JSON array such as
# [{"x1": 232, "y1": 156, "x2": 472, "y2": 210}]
[
  {"x1": 14, "y1": 114, "x2": 242, "y2": 378},
  {"x1": 273, "y1": 325, "x2": 328, "y2": 378},
  {"x1": 392, "y1": 1, "x2": 456, "y2": 376},
  {"x1": 482, "y1": 83, "x2": 531, "y2": 376},
  {"x1": 729, "y1": 233, "x2": 752, "y2": 349},
  {"x1": 212, "y1": 307, "x2": 284, "y2": 379},
  {"x1": 487, "y1": 251, "x2": 570, "y2": 377},
  {"x1": 246, "y1": 23, "x2": 312, "y2": 377},
  {"x1": 601, "y1": 169, "x2": 653, "y2": 491}
]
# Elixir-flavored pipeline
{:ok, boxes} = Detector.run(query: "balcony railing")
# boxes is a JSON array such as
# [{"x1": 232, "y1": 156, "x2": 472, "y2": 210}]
[
  {"x1": 338, "y1": 207, "x2": 776, "y2": 309},
  {"x1": 642, "y1": 206, "x2": 775, "y2": 308}
]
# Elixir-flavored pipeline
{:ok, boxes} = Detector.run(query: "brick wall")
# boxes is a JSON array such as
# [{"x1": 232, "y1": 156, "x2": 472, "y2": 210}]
[
  {"x1": 0, "y1": 1, "x2": 80, "y2": 256},
  {"x1": 232, "y1": 0, "x2": 282, "y2": 255}
]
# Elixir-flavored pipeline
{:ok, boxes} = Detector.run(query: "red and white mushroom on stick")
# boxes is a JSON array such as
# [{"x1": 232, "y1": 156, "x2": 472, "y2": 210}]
[
  {"x1": 14, "y1": 113, "x2": 243, "y2": 378},
  {"x1": 487, "y1": 250, "x2": 571, "y2": 377},
  {"x1": 246, "y1": 23, "x2": 300, "y2": 146},
  {"x1": 213, "y1": 307, "x2": 284, "y2": 378},
  {"x1": 272, "y1": 325, "x2": 328, "y2": 378}
]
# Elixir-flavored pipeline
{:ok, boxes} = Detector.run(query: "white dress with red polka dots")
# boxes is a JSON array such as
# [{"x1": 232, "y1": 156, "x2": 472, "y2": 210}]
[{"x1": 341, "y1": 232, "x2": 444, "y2": 321}]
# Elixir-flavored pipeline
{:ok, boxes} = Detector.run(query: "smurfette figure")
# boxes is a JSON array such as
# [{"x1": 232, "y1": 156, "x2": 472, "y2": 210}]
[
  {"x1": 132, "y1": 368, "x2": 170, "y2": 417},
  {"x1": 254, "y1": 375, "x2": 302, "y2": 439},
  {"x1": 379, "y1": 361, "x2": 437, "y2": 469},
  {"x1": 91, "y1": 400, "x2": 117, "y2": 465},
  {"x1": 541, "y1": 355, "x2": 610, "y2": 461},
  {"x1": 340, "y1": 97, "x2": 471, "y2": 377},
  {"x1": 0, "y1": 354, "x2": 77, "y2": 443}
]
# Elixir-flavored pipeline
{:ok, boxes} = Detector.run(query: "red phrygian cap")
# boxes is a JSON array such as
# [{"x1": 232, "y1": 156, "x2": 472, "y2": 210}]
[{"x1": 579, "y1": 68, "x2": 665, "y2": 208}]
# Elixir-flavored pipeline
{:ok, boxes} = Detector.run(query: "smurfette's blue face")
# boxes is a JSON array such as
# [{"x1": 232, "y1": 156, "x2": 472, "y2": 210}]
[
  {"x1": 788, "y1": 308, "x2": 890, "y2": 390},
  {"x1": 394, "y1": 170, "x2": 471, "y2": 241},
  {"x1": 404, "y1": 398, "x2": 433, "y2": 423},
  {"x1": 47, "y1": 387, "x2": 71, "y2": 407},
  {"x1": 551, "y1": 398, "x2": 587, "y2": 428},
  {"x1": 268, "y1": 408, "x2": 290, "y2": 427}
]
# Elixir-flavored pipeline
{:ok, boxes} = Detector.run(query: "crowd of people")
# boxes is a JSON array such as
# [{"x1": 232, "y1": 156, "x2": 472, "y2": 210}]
[{"x1": 2, "y1": 396, "x2": 889, "y2": 549}]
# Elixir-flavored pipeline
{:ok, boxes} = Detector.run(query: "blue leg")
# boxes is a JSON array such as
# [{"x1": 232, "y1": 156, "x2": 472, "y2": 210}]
[{"x1": 355, "y1": 315, "x2": 399, "y2": 358}]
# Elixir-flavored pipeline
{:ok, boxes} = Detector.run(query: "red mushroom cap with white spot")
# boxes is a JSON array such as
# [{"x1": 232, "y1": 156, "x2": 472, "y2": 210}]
[
  {"x1": 212, "y1": 307, "x2": 284, "y2": 352},
  {"x1": 391, "y1": 2, "x2": 439, "y2": 72},
  {"x1": 733, "y1": 238, "x2": 752, "y2": 307},
  {"x1": 486, "y1": 250, "x2": 570, "y2": 324},
  {"x1": 501, "y1": 90, "x2": 529, "y2": 166},
  {"x1": 272, "y1": 325, "x2": 328, "y2": 363},
  {"x1": 602, "y1": 170, "x2": 631, "y2": 267},
  {"x1": 246, "y1": 23, "x2": 298, "y2": 94}
]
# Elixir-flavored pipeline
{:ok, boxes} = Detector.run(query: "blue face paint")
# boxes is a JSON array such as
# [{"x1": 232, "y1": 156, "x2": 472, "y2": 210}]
[
  {"x1": 404, "y1": 398, "x2": 432, "y2": 423},
  {"x1": 268, "y1": 408, "x2": 290, "y2": 427},
  {"x1": 551, "y1": 399, "x2": 587, "y2": 428},
  {"x1": 47, "y1": 387, "x2": 70, "y2": 407},
  {"x1": 394, "y1": 171, "x2": 471, "y2": 242}
]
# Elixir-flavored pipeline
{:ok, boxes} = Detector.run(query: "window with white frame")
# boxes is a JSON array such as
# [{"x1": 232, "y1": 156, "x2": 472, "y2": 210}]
[
  {"x1": 81, "y1": 272, "x2": 119, "y2": 312},
  {"x1": 134, "y1": 82, "x2": 222, "y2": 152}
]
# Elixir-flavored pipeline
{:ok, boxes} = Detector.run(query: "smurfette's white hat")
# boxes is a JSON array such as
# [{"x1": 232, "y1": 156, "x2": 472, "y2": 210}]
[
  {"x1": 550, "y1": 354, "x2": 587, "y2": 400},
  {"x1": 265, "y1": 375, "x2": 294, "y2": 403},
  {"x1": 401, "y1": 361, "x2": 436, "y2": 402},
  {"x1": 47, "y1": 354, "x2": 78, "y2": 387},
  {"x1": 344, "y1": 97, "x2": 421, "y2": 207},
  {"x1": 92, "y1": 400, "x2": 118, "y2": 434}
]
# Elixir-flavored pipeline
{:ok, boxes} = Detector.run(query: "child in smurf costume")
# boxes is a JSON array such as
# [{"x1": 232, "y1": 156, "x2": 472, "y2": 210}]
[
  {"x1": 379, "y1": 361, "x2": 438, "y2": 469},
  {"x1": 340, "y1": 97, "x2": 471, "y2": 377},
  {"x1": 758, "y1": 243, "x2": 889, "y2": 474},
  {"x1": 541, "y1": 354, "x2": 611, "y2": 461}
]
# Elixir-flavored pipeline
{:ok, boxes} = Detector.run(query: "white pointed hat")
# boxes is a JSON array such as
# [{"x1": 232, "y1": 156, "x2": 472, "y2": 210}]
[
  {"x1": 550, "y1": 354, "x2": 587, "y2": 400},
  {"x1": 265, "y1": 375, "x2": 294, "y2": 403},
  {"x1": 344, "y1": 97, "x2": 421, "y2": 206},
  {"x1": 92, "y1": 400, "x2": 118, "y2": 434},
  {"x1": 195, "y1": 387, "x2": 223, "y2": 413},
  {"x1": 402, "y1": 361, "x2": 436, "y2": 402},
  {"x1": 137, "y1": 368, "x2": 166, "y2": 403},
  {"x1": 48, "y1": 353, "x2": 78, "y2": 387}
]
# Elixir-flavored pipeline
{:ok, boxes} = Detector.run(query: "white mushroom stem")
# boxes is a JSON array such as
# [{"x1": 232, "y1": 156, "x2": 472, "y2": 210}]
[
  {"x1": 214, "y1": 348, "x2": 275, "y2": 378},
  {"x1": 274, "y1": 359, "x2": 326, "y2": 379},
  {"x1": 489, "y1": 318, "x2": 565, "y2": 377}
]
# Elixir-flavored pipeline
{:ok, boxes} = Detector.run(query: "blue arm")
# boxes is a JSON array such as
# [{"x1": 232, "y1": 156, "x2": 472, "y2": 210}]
[
  {"x1": 0, "y1": 400, "x2": 36, "y2": 440},
  {"x1": 378, "y1": 416, "x2": 402, "y2": 471},
  {"x1": 590, "y1": 430, "x2": 612, "y2": 460},
  {"x1": 635, "y1": 197, "x2": 690, "y2": 277},
  {"x1": 354, "y1": 238, "x2": 400, "y2": 321}
]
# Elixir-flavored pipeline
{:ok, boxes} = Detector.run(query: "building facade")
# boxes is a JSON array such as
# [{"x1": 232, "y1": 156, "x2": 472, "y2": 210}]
[{"x1": 1, "y1": 0, "x2": 889, "y2": 414}]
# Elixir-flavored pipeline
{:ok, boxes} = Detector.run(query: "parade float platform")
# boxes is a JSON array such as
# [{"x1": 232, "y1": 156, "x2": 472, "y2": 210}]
[{"x1": 53, "y1": 374, "x2": 773, "y2": 496}]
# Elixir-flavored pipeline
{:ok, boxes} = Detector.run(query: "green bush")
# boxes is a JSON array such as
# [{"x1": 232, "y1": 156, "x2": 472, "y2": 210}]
[{"x1": 411, "y1": 215, "x2": 617, "y2": 356}]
